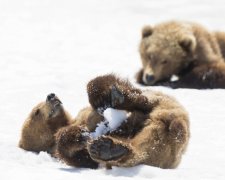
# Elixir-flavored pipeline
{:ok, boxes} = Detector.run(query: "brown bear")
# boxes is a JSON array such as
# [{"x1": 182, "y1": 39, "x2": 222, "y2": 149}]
[
  {"x1": 137, "y1": 20, "x2": 225, "y2": 89},
  {"x1": 56, "y1": 74, "x2": 190, "y2": 169},
  {"x1": 19, "y1": 93, "x2": 72, "y2": 154}
]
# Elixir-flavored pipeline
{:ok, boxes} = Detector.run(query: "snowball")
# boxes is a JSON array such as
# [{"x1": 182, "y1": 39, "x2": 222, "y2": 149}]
[
  {"x1": 104, "y1": 108, "x2": 127, "y2": 130},
  {"x1": 90, "y1": 108, "x2": 128, "y2": 139},
  {"x1": 170, "y1": 75, "x2": 179, "y2": 82}
]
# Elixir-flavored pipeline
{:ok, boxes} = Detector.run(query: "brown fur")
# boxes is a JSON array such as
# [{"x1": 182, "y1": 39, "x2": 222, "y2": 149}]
[
  {"x1": 138, "y1": 20, "x2": 225, "y2": 89},
  {"x1": 54, "y1": 107, "x2": 102, "y2": 169},
  {"x1": 214, "y1": 31, "x2": 225, "y2": 58},
  {"x1": 55, "y1": 125, "x2": 99, "y2": 169},
  {"x1": 56, "y1": 74, "x2": 189, "y2": 169},
  {"x1": 87, "y1": 74, "x2": 156, "y2": 113},
  {"x1": 19, "y1": 94, "x2": 72, "y2": 154},
  {"x1": 73, "y1": 106, "x2": 104, "y2": 132}
]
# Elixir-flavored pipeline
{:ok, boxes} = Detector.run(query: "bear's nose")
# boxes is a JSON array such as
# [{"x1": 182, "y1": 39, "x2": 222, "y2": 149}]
[
  {"x1": 145, "y1": 74, "x2": 155, "y2": 83},
  {"x1": 47, "y1": 93, "x2": 55, "y2": 101}
]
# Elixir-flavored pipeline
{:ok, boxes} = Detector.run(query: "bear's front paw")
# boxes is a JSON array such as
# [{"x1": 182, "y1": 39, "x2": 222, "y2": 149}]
[
  {"x1": 111, "y1": 85, "x2": 125, "y2": 108},
  {"x1": 88, "y1": 137, "x2": 129, "y2": 161},
  {"x1": 87, "y1": 76, "x2": 115, "y2": 112},
  {"x1": 56, "y1": 125, "x2": 90, "y2": 150},
  {"x1": 88, "y1": 83, "x2": 125, "y2": 114},
  {"x1": 154, "y1": 80, "x2": 179, "y2": 89}
]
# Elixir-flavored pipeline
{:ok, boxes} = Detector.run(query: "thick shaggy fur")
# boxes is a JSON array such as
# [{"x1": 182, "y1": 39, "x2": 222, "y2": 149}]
[
  {"x1": 214, "y1": 31, "x2": 225, "y2": 57},
  {"x1": 55, "y1": 107, "x2": 102, "y2": 169},
  {"x1": 56, "y1": 74, "x2": 190, "y2": 169},
  {"x1": 137, "y1": 20, "x2": 225, "y2": 89},
  {"x1": 55, "y1": 125, "x2": 99, "y2": 169}
]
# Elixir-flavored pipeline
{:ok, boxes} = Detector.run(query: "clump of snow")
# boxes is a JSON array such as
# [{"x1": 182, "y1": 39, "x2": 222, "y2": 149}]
[
  {"x1": 90, "y1": 108, "x2": 127, "y2": 138},
  {"x1": 104, "y1": 108, "x2": 128, "y2": 130},
  {"x1": 170, "y1": 75, "x2": 179, "y2": 82}
]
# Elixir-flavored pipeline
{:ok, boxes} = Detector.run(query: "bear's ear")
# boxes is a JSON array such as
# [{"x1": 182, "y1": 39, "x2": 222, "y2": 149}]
[
  {"x1": 179, "y1": 35, "x2": 196, "y2": 53},
  {"x1": 142, "y1": 26, "x2": 153, "y2": 38}
]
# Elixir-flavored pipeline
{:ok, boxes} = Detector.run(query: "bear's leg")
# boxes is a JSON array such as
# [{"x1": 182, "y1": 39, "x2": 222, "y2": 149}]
[
  {"x1": 87, "y1": 118, "x2": 179, "y2": 168},
  {"x1": 145, "y1": 79, "x2": 179, "y2": 89},
  {"x1": 87, "y1": 74, "x2": 154, "y2": 113},
  {"x1": 129, "y1": 116, "x2": 188, "y2": 168},
  {"x1": 87, "y1": 113, "x2": 189, "y2": 168},
  {"x1": 159, "y1": 61, "x2": 225, "y2": 89},
  {"x1": 55, "y1": 125, "x2": 98, "y2": 169},
  {"x1": 166, "y1": 62, "x2": 225, "y2": 89}
]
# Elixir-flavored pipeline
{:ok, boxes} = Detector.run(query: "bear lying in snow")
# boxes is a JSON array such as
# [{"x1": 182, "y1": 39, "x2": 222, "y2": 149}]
[
  {"x1": 55, "y1": 74, "x2": 190, "y2": 169},
  {"x1": 137, "y1": 20, "x2": 225, "y2": 89}
]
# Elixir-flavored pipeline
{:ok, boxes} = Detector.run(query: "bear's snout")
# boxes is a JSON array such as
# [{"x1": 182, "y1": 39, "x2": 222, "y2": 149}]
[
  {"x1": 47, "y1": 93, "x2": 56, "y2": 101},
  {"x1": 143, "y1": 73, "x2": 155, "y2": 85},
  {"x1": 145, "y1": 74, "x2": 155, "y2": 83},
  {"x1": 46, "y1": 93, "x2": 62, "y2": 107}
]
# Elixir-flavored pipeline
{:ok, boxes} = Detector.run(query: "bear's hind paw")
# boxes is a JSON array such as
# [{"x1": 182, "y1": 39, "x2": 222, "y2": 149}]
[{"x1": 88, "y1": 137, "x2": 129, "y2": 161}]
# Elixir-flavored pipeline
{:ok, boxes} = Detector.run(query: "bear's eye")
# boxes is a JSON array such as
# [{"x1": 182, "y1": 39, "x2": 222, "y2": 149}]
[
  {"x1": 34, "y1": 109, "x2": 40, "y2": 116},
  {"x1": 161, "y1": 60, "x2": 168, "y2": 64}
]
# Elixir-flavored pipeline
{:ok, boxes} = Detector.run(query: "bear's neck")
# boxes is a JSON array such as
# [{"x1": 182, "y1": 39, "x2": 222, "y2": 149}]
[{"x1": 47, "y1": 112, "x2": 70, "y2": 132}]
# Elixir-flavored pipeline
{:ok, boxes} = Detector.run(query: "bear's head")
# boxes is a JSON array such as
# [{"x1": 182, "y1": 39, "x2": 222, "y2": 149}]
[
  {"x1": 19, "y1": 93, "x2": 70, "y2": 153},
  {"x1": 32, "y1": 93, "x2": 63, "y2": 121},
  {"x1": 139, "y1": 22, "x2": 197, "y2": 85}
]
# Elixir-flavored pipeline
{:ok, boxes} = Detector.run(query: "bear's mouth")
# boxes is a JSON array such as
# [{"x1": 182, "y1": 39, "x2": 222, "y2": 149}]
[
  {"x1": 46, "y1": 93, "x2": 63, "y2": 118},
  {"x1": 46, "y1": 93, "x2": 62, "y2": 105},
  {"x1": 52, "y1": 99, "x2": 62, "y2": 108}
]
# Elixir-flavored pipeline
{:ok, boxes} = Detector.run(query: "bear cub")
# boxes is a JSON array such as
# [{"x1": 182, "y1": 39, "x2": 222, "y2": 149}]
[{"x1": 19, "y1": 75, "x2": 190, "y2": 169}]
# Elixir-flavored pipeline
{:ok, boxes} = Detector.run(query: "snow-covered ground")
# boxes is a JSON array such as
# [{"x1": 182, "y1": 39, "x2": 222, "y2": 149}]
[{"x1": 1, "y1": 0, "x2": 225, "y2": 179}]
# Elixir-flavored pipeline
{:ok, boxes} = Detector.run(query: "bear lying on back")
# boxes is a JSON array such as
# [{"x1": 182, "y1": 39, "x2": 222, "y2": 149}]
[
  {"x1": 137, "y1": 20, "x2": 225, "y2": 89},
  {"x1": 56, "y1": 74, "x2": 190, "y2": 169},
  {"x1": 19, "y1": 75, "x2": 190, "y2": 169}
]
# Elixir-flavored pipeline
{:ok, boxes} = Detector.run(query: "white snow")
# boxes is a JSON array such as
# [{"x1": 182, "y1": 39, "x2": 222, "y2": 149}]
[
  {"x1": 170, "y1": 75, "x2": 179, "y2": 82},
  {"x1": 1, "y1": 0, "x2": 225, "y2": 179},
  {"x1": 104, "y1": 108, "x2": 128, "y2": 131},
  {"x1": 90, "y1": 108, "x2": 127, "y2": 138}
]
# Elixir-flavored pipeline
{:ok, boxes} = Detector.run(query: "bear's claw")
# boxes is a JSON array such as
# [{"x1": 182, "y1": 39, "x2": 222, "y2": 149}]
[{"x1": 88, "y1": 138, "x2": 129, "y2": 161}]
